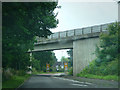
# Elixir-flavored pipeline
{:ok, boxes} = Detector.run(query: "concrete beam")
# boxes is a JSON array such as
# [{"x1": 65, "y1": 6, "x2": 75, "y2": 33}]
[
  {"x1": 34, "y1": 32, "x2": 101, "y2": 45},
  {"x1": 33, "y1": 40, "x2": 73, "y2": 52}
]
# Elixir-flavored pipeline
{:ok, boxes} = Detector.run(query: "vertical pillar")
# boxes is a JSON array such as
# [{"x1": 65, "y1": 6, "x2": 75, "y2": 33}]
[
  {"x1": 74, "y1": 29, "x2": 76, "y2": 36},
  {"x1": 28, "y1": 52, "x2": 32, "y2": 74},
  {"x1": 73, "y1": 47, "x2": 76, "y2": 76},
  {"x1": 91, "y1": 27, "x2": 93, "y2": 33},
  {"x1": 100, "y1": 25, "x2": 102, "y2": 32},
  {"x1": 82, "y1": 28, "x2": 84, "y2": 34},
  {"x1": 66, "y1": 31, "x2": 68, "y2": 37},
  {"x1": 58, "y1": 32, "x2": 60, "y2": 38},
  {"x1": 73, "y1": 38, "x2": 99, "y2": 76},
  {"x1": 118, "y1": 2, "x2": 120, "y2": 21},
  {"x1": 0, "y1": 2, "x2": 2, "y2": 90},
  {"x1": 30, "y1": 52, "x2": 32, "y2": 62}
]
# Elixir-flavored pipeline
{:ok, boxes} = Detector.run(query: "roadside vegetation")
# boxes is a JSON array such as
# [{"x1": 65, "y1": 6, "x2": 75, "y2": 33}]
[
  {"x1": 2, "y1": 68, "x2": 32, "y2": 88},
  {"x1": 31, "y1": 55, "x2": 72, "y2": 75},
  {"x1": 32, "y1": 70, "x2": 64, "y2": 75},
  {"x1": 32, "y1": 51, "x2": 57, "y2": 73},
  {"x1": 2, "y1": 2, "x2": 59, "y2": 89},
  {"x1": 2, "y1": 73, "x2": 31, "y2": 88},
  {"x1": 76, "y1": 22, "x2": 120, "y2": 81}
]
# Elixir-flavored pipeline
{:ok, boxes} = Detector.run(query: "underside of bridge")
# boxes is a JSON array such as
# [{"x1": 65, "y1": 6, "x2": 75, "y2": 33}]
[{"x1": 33, "y1": 40, "x2": 73, "y2": 52}]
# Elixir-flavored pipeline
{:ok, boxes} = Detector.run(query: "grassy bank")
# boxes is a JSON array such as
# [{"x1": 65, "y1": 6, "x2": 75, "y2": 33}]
[
  {"x1": 2, "y1": 74, "x2": 31, "y2": 88},
  {"x1": 77, "y1": 73, "x2": 118, "y2": 81}
]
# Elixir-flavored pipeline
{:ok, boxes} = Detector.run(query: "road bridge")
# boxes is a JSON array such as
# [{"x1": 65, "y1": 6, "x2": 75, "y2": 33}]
[{"x1": 31, "y1": 22, "x2": 113, "y2": 76}]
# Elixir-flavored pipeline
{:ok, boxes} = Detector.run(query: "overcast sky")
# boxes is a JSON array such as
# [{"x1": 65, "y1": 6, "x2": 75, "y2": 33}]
[{"x1": 50, "y1": 0, "x2": 118, "y2": 62}]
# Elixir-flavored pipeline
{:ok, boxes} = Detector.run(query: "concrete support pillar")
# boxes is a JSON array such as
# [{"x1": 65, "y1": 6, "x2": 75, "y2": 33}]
[
  {"x1": 27, "y1": 52, "x2": 32, "y2": 74},
  {"x1": 30, "y1": 52, "x2": 32, "y2": 62},
  {"x1": 73, "y1": 38, "x2": 99, "y2": 76},
  {"x1": 118, "y1": 2, "x2": 120, "y2": 21}
]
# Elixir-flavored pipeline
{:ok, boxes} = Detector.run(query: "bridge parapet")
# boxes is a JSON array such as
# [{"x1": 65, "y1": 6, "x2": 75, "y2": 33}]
[{"x1": 35, "y1": 22, "x2": 113, "y2": 44}]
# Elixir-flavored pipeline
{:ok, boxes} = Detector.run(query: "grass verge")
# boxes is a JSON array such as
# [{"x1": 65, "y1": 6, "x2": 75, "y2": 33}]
[
  {"x1": 2, "y1": 74, "x2": 31, "y2": 88},
  {"x1": 77, "y1": 74, "x2": 118, "y2": 81}
]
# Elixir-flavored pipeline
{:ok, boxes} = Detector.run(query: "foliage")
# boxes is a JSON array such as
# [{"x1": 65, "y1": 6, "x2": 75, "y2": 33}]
[
  {"x1": 58, "y1": 65, "x2": 64, "y2": 72},
  {"x1": 2, "y1": 74, "x2": 31, "y2": 88},
  {"x1": 50, "y1": 67, "x2": 57, "y2": 72},
  {"x1": 95, "y1": 22, "x2": 119, "y2": 66},
  {"x1": 95, "y1": 22, "x2": 119, "y2": 75},
  {"x1": 2, "y1": 68, "x2": 13, "y2": 82},
  {"x1": 31, "y1": 58, "x2": 41, "y2": 71},
  {"x1": 2, "y1": 68, "x2": 27, "y2": 82},
  {"x1": 2, "y1": 2, "x2": 58, "y2": 70},
  {"x1": 68, "y1": 67, "x2": 73, "y2": 75},
  {"x1": 31, "y1": 68, "x2": 38, "y2": 74},
  {"x1": 32, "y1": 51, "x2": 57, "y2": 72},
  {"x1": 79, "y1": 59, "x2": 119, "y2": 76},
  {"x1": 61, "y1": 56, "x2": 69, "y2": 62}
]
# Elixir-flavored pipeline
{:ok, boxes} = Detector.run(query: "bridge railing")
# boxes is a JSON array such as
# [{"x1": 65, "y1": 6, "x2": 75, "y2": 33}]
[{"x1": 35, "y1": 22, "x2": 113, "y2": 43}]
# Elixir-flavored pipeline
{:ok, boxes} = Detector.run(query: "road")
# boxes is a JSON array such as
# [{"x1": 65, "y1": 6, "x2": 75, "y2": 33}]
[
  {"x1": 19, "y1": 75, "x2": 93, "y2": 88},
  {"x1": 18, "y1": 73, "x2": 118, "y2": 88}
]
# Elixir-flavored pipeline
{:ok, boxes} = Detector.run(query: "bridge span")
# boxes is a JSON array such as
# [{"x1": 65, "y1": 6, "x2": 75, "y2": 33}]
[{"x1": 31, "y1": 22, "x2": 113, "y2": 76}]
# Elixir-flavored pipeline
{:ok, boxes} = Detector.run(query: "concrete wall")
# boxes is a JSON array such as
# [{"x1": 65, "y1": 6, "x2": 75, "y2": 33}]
[{"x1": 73, "y1": 38, "x2": 99, "y2": 76}]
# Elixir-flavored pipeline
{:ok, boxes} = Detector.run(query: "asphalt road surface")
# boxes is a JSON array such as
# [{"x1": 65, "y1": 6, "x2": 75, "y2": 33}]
[{"x1": 18, "y1": 74, "x2": 118, "y2": 88}]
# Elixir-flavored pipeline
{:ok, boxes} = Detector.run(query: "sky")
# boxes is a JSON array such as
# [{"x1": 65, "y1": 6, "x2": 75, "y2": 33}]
[{"x1": 50, "y1": 0, "x2": 118, "y2": 62}]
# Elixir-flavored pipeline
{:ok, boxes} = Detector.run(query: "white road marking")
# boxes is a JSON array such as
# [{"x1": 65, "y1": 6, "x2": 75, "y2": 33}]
[
  {"x1": 52, "y1": 77, "x2": 92, "y2": 85},
  {"x1": 71, "y1": 84, "x2": 87, "y2": 87},
  {"x1": 85, "y1": 82, "x2": 92, "y2": 85}
]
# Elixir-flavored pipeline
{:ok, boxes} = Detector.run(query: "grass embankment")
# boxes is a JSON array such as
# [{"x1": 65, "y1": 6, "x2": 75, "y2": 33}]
[
  {"x1": 75, "y1": 59, "x2": 119, "y2": 81},
  {"x1": 2, "y1": 74, "x2": 31, "y2": 89},
  {"x1": 77, "y1": 74, "x2": 118, "y2": 81}
]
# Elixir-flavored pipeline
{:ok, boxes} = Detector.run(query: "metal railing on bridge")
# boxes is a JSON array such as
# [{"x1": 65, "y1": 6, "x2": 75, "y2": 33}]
[{"x1": 35, "y1": 22, "x2": 114, "y2": 43}]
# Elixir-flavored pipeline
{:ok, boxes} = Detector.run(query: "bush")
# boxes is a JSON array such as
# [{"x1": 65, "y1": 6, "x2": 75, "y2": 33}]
[
  {"x1": 104, "y1": 58, "x2": 118, "y2": 75},
  {"x1": 31, "y1": 68, "x2": 38, "y2": 74},
  {"x1": 16, "y1": 70, "x2": 26, "y2": 76},
  {"x1": 58, "y1": 67, "x2": 64, "y2": 72},
  {"x1": 68, "y1": 67, "x2": 73, "y2": 75},
  {"x1": 2, "y1": 68, "x2": 27, "y2": 82},
  {"x1": 51, "y1": 67, "x2": 57, "y2": 72},
  {"x1": 2, "y1": 68, "x2": 13, "y2": 82},
  {"x1": 42, "y1": 66, "x2": 46, "y2": 72},
  {"x1": 79, "y1": 57, "x2": 119, "y2": 76}
]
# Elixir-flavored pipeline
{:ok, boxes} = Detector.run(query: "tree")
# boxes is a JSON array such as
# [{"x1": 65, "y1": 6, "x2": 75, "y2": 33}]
[
  {"x1": 95, "y1": 22, "x2": 119, "y2": 64},
  {"x1": 61, "y1": 56, "x2": 69, "y2": 63},
  {"x1": 2, "y1": 2, "x2": 58, "y2": 70},
  {"x1": 94, "y1": 22, "x2": 120, "y2": 75},
  {"x1": 31, "y1": 58, "x2": 41, "y2": 71},
  {"x1": 32, "y1": 51, "x2": 57, "y2": 71}
]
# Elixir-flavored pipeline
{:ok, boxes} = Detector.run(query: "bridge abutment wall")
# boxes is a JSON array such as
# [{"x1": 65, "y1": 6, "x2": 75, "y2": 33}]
[{"x1": 73, "y1": 38, "x2": 99, "y2": 76}]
